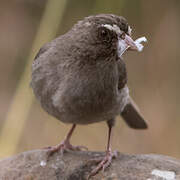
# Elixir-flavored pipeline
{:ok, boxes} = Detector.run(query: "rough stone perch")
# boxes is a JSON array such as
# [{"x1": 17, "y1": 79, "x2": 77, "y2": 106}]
[{"x1": 0, "y1": 149, "x2": 180, "y2": 180}]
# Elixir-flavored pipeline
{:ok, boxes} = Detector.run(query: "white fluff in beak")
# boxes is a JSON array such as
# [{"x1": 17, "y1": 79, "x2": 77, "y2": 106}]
[
  {"x1": 134, "y1": 37, "x2": 147, "y2": 52},
  {"x1": 118, "y1": 36, "x2": 147, "y2": 57},
  {"x1": 101, "y1": 23, "x2": 147, "y2": 57}
]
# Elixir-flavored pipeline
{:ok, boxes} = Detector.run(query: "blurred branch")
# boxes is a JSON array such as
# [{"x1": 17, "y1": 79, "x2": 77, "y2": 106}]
[{"x1": 0, "y1": 0, "x2": 68, "y2": 158}]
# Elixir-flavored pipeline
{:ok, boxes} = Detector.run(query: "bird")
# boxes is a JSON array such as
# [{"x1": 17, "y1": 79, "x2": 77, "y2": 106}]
[{"x1": 31, "y1": 14, "x2": 148, "y2": 178}]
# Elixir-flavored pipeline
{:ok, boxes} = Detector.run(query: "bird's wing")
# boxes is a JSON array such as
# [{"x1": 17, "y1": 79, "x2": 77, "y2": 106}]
[{"x1": 120, "y1": 97, "x2": 148, "y2": 129}]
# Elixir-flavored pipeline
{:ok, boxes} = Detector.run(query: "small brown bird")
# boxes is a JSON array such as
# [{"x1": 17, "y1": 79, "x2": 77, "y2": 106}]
[{"x1": 31, "y1": 14, "x2": 147, "y2": 177}]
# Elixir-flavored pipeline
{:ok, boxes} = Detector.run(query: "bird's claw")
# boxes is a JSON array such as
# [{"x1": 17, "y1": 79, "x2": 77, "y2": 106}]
[
  {"x1": 87, "y1": 150, "x2": 118, "y2": 179},
  {"x1": 46, "y1": 140, "x2": 88, "y2": 158}
]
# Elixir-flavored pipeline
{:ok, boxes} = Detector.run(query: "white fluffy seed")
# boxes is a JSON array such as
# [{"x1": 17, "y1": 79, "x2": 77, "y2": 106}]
[{"x1": 134, "y1": 36, "x2": 147, "y2": 52}]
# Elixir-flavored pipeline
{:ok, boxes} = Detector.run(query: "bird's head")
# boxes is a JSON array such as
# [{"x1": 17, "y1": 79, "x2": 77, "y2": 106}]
[{"x1": 70, "y1": 14, "x2": 146, "y2": 61}]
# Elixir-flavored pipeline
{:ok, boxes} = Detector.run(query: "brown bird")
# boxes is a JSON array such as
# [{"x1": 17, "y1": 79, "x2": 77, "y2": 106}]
[{"x1": 31, "y1": 14, "x2": 148, "y2": 177}]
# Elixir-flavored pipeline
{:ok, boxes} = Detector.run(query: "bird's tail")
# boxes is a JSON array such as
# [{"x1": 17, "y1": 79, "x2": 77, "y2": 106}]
[{"x1": 121, "y1": 97, "x2": 148, "y2": 129}]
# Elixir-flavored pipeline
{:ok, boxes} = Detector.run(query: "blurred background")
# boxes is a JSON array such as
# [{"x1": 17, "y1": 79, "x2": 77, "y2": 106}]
[{"x1": 0, "y1": 0, "x2": 180, "y2": 159}]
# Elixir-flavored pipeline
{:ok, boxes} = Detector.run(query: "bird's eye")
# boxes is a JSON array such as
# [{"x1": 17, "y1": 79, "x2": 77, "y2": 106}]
[
  {"x1": 98, "y1": 27, "x2": 111, "y2": 43},
  {"x1": 120, "y1": 32, "x2": 126, "y2": 40},
  {"x1": 101, "y1": 29, "x2": 108, "y2": 37}
]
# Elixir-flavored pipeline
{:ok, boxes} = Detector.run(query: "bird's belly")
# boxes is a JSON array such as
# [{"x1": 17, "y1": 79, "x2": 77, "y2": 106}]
[
  {"x1": 45, "y1": 65, "x2": 127, "y2": 124},
  {"x1": 58, "y1": 101, "x2": 120, "y2": 125},
  {"x1": 54, "y1": 89, "x2": 123, "y2": 125}
]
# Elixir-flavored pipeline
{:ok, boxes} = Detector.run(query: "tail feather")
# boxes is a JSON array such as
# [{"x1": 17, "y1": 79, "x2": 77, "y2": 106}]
[{"x1": 121, "y1": 97, "x2": 148, "y2": 129}]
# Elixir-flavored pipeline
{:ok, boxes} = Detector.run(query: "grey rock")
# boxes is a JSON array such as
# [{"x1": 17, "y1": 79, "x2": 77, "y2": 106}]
[{"x1": 0, "y1": 150, "x2": 180, "y2": 180}]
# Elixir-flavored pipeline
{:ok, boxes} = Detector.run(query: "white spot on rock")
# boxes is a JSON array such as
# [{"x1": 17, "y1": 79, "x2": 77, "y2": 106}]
[
  {"x1": 40, "y1": 160, "x2": 46, "y2": 167},
  {"x1": 150, "y1": 169, "x2": 176, "y2": 180}
]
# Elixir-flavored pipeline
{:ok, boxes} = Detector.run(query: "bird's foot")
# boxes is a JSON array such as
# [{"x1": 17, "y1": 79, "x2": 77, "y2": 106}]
[
  {"x1": 46, "y1": 140, "x2": 88, "y2": 157},
  {"x1": 88, "y1": 149, "x2": 118, "y2": 179}
]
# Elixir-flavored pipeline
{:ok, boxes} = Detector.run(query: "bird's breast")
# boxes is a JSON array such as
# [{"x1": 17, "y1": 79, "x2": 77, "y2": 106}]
[{"x1": 53, "y1": 65, "x2": 121, "y2": 124}]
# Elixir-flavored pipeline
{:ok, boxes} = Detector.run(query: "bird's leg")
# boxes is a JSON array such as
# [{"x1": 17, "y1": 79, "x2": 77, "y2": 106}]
[
  {"x1": 88, "y1": 119, "x2": 117, "y2": 179},
  {"x1": 46, "y1": 124, "x2": 88, "y2": 156}
]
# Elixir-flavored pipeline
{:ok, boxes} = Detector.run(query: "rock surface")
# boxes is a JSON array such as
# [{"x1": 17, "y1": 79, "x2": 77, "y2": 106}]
[{"x1": 0, "y1": 149, "x2": 180, "y2": 180}]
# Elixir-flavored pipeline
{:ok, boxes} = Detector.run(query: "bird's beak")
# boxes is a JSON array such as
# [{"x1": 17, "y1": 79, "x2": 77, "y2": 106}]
[
  {"x1": 124, "y1": 34, "x2": 138, "y2": 51},
  {"x1": 118, "y1": 34, "x2": 147, "y2": 57}
]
